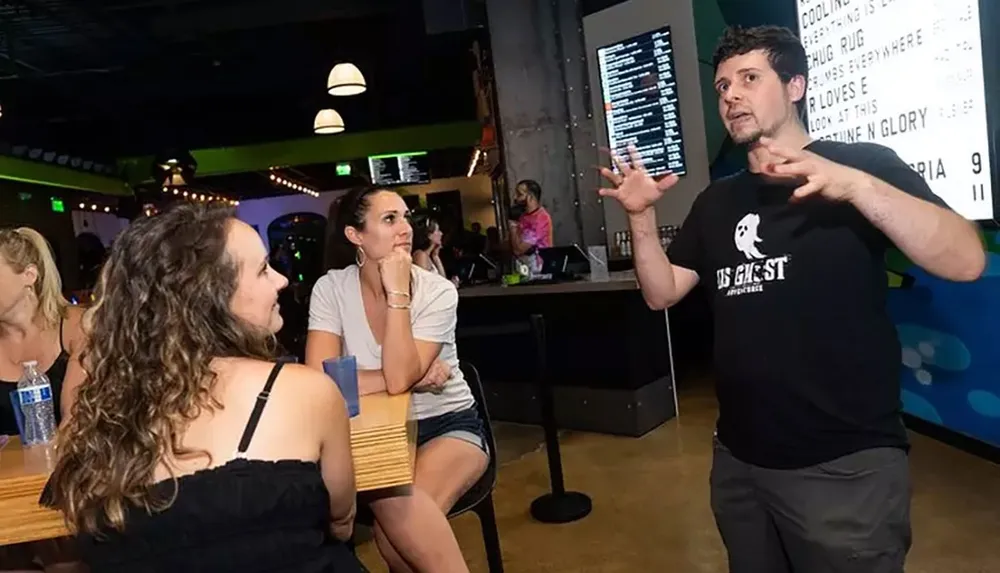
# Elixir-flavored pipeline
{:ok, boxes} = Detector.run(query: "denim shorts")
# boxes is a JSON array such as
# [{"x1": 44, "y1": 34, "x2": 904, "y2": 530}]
[{"x1": 416, "y1": 407, "x2": 489, "y2": 454}]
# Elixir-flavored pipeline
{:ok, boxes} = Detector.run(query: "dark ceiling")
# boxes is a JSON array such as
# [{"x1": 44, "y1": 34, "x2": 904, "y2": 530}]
[{"x1": 0, "y1": 0, "x2": 484, "y2": 160}]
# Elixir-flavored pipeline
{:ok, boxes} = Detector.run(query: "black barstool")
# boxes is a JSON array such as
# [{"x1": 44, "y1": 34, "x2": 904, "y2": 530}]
[{"x1": 527, "y1": 313, "x2": 592, "y2": 523}]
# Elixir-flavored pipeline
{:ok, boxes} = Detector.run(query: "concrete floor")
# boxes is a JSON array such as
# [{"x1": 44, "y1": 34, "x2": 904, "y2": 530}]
[{"x1": 357, "y1": 383, "x2": 1000, "y2": 572}]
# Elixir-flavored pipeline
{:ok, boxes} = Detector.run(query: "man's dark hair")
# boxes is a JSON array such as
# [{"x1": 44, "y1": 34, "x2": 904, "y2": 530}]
[
  {"x1": 713, "y1": 26, "x2": 809, "y2": 113},
  {"x1": 516, "y1": 179, "x2": 542, "y2": 201}
]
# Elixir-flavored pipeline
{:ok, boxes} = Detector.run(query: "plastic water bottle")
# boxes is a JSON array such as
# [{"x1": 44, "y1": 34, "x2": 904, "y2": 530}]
[{"x1": 17, "y1": 361, "x2": 56, "y2": 446}]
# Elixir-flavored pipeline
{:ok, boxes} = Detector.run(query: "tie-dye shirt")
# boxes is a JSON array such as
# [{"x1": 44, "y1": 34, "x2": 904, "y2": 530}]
[
  {"x1": 519, "y1": 207, "x2": 553, "y2": 251},
  {"x1": 516, "y1": 207, "x2": 553, "y2": 274}
]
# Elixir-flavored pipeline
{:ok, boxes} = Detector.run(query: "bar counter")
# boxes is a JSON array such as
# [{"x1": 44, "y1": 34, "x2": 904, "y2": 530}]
[
  {"x1": 459, "y1": 271, "x2": 640, "y2": 298},
  {"x1": 456, "y1": 271, "x2": 677, "y2": 436}
]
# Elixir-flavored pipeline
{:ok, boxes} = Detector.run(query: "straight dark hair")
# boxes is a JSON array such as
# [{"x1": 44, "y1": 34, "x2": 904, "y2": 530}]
[
  {"x1": 410, "y1": 209, "x2": 438, "y2": 253},
  {"x1": 324, "y1": 186, "x2": 393, "y2": 270}
]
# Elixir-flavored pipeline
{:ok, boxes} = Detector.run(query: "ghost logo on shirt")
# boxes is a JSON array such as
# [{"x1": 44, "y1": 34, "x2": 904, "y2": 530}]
[
  {"x1": 715, "y1": 212, "x2": 790, "y2": 297},
  {"x1": 733, "y1": 213, "x2": 767, "y2": 260}
]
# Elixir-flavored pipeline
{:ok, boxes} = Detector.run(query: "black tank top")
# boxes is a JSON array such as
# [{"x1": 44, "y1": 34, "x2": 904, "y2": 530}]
[
  {"x1": 71, "y1": 362, "x2": 361, "y2": 572},
  {"x1": 0, "y1": 317, "x2": 70, "y2": 435}
]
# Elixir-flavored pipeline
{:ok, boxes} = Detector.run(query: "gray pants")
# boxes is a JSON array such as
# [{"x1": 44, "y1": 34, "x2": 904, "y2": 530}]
[{"x1": 711, "y1": 437, "x2": 911, "y2": 573}]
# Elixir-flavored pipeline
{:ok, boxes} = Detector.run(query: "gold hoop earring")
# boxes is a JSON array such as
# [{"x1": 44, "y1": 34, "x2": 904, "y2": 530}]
[{"x1": 356, "y1": 248, "x2": 367, "y2": 268}]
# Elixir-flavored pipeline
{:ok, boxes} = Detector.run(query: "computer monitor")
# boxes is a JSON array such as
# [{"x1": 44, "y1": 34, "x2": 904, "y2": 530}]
[{"x1": 539, "y1": 246, "x2": 591, "y2": 277}]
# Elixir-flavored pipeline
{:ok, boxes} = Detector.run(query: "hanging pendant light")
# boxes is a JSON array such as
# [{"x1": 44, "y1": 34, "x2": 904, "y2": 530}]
[
  {"x1": 314, "y1": 109, "x2": 345, "y2": 134},
  {"x1": 327, "y1": 63, "x2": 366, "y2": 96},
  {"x1": 152, "y1": 148, "x2": 197, "y2": 187}
]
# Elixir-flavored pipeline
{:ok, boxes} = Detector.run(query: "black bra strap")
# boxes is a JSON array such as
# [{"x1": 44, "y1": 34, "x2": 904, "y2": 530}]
[
  {"x1": 235, "y1": 362, "x2": 285, "y2": 458},
  {"x1": 58, "y1": 316, "x2": 66, "y2": 355}
]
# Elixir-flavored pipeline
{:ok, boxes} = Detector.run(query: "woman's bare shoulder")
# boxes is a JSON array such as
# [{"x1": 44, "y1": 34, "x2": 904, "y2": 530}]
[
  {"x1": 62, "y1": 305, "x2": 87, "y2": 351},
  {"x1": 64, "y1": 304, "x2": 86, "y2": 326},
  {"x1": 223, "y1": 359, "x2": 341, "y2": 407}
]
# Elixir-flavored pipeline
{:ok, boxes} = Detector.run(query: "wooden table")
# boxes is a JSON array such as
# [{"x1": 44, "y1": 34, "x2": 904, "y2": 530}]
[
  {"x1": 0, "y1": 391, "x2": 416, "y2": 546},
  {"x1": 0, "y1": 440, "x2": 65, "y2": 546},
  {"x1": 350, "y1": 391, "x2": 418, "y2": 492}
]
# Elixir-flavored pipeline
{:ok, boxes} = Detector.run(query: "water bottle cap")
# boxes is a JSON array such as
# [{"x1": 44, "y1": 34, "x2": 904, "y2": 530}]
[{"x1": 22, "y1": 361, "x2": 38, "y2": 367}]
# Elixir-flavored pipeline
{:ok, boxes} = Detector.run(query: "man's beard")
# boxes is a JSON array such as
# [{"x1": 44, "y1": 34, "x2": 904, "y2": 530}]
[{"x1": 732, "y1": 126, "x2": 765, "y2": 145}]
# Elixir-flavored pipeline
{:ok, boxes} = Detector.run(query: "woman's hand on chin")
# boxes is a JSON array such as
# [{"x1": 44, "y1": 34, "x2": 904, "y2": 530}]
[{"x1": 378, "y1": 250, "x2": 413, "y2": 296}]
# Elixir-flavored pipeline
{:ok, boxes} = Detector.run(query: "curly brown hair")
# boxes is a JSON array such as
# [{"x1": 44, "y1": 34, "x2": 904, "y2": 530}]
[{"x1": 47, "y1": 203, "x2": 278, "y2": 535}]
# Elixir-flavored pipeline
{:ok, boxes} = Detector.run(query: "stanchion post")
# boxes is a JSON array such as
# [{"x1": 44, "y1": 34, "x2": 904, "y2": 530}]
[{"x1": 528, "y1": 314, "x2": 592, "y2": 523}]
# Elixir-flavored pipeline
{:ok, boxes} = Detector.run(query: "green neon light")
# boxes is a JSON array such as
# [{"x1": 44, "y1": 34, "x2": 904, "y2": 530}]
[
  {"x1": 0, "y1": 156, "x2": 132, "y2": 197},
  {"x1": 367, "y1": 151, "x2": 428, "y2": 160},
  {"x1": 50, "y1": 198, "x2": 65, "y2": 213},
  {"x1": 117, "y1": 122, "x2": 479, "y2": 184}
]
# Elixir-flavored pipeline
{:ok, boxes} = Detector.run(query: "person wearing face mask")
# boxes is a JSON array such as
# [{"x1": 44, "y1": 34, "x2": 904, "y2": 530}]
[
  {"x1": 46, "y1": 204, "x2": 362, "y2": 572},
  {"x1": 598, "y1": 26, "x2": 984, "y2": 573},
  {"x1": 306, "y1": 186, "x2": 489, "y2": 573},
  {"x1": 508, "y1": 179, "x2": 553, "y2": 274}
]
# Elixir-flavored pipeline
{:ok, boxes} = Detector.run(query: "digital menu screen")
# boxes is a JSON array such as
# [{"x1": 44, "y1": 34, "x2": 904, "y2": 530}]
[
  {"x1": 797, "y1": 0, "x2": 994, "y2": 220},
  {"x1": 597, "y1": 26, "x2": 688, "y2": 177},
  {"x1": 368, "y1": 151, "x2": 431, "y2": 186}
]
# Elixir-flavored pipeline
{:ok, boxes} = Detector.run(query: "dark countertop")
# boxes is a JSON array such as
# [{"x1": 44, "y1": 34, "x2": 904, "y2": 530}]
[{"x1": 458, "y1": 271, "x2": 639, "y2": 298}]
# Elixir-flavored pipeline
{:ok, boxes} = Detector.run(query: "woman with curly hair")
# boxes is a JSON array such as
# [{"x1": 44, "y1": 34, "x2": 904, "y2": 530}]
[{"x1": 45, "y1": 204, "x2": 361, "y2": 572}]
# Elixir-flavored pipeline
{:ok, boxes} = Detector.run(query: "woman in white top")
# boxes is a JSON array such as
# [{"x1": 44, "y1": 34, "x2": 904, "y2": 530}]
[
  {"x1": 409, "y1": 209, "x2": 446, "y2": 278},
  {"x1": 306, "y1": 187, "x2": 489, "y2": 573}
]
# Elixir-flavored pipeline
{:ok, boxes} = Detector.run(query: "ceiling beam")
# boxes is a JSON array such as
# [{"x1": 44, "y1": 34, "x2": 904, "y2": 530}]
[
  {"x1": 1, "y1": 17, "x2": 46, "y2": 74},
  {"x1": 117, "y1": 121, "x2": 482, "y2": 185},
  {"x1": 12, "y1": 0, "x2": 110, "y2": 57},
  {"x1": 0, "y1": 155, "x2": 132, "y2": 196}
]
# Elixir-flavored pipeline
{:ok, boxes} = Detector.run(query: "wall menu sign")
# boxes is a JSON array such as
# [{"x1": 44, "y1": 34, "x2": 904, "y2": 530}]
[
  {"x1": 597, "y1": 26, "x2": 688, "y2": 178},
  {"x1": 797, "y1": 0, "x2": 994, "y2": 220}
]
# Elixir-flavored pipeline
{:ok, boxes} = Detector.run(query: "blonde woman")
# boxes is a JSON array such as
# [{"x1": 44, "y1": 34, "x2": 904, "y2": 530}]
[
  {"x1": 0, "y1": 227, "x2": 86, "y2": 572},
  {"x1": 0, "y1": 227, "x2": 85, "y2": 432}
]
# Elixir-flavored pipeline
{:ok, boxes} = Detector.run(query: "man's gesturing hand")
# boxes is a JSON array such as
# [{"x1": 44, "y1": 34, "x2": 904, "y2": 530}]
[
  {"x1": 598, "y1": 144, "x2": 680, "y2": 215},
  {"x1": 760, "y1": 137, "x2": 869, "y2": 203}
]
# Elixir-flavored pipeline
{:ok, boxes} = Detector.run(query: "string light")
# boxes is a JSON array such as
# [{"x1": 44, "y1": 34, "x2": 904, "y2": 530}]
[
  {"x1": 161, "y1": 185, "x2": 236, "y2": 205},
  {"x1": 76, "y1": 202, "x2": 117, "y2": 214},
  {"x1": 268, "y1": 172, "x2": 320, "y2": 198}
]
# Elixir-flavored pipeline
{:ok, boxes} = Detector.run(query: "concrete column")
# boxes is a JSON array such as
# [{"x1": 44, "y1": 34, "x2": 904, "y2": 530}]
[{"x1": 486, "y1": 0, "x2": 604, "y2": 247}]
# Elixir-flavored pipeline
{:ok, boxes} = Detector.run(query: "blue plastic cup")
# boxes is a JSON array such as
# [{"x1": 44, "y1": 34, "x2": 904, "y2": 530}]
[
  {"x1": 323, "y1": 356, "x2": 360, "y2": 417},
  {"x1": 8, "y1": 390, "x2": 25, "y2": 438}
]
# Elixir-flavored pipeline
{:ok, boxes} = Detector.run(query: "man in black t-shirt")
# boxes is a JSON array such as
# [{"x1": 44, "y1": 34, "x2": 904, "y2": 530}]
[{"x1": 599, "y1": 26, "x2": 986, "y2": 573}]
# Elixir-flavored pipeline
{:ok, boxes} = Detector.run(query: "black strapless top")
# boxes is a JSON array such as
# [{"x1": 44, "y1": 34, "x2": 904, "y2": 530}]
[
  {"x1": 0, "y1": 318, "x2": 70, "y2": 435},
  {"x1": 46, "y1": 362, "x2": 361, "y2": 572},
  {"x1": 76, "y1": 459, "x2": 360, "y2": 573}
]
